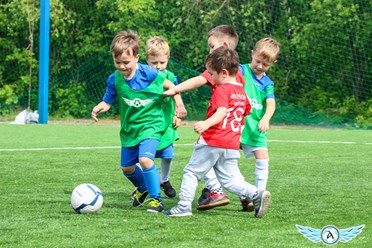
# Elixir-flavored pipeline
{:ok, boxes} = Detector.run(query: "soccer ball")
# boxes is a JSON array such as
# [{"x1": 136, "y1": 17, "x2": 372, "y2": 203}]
[{"x1": 71, "y1": 183, "x2": 103, "y2": 214}]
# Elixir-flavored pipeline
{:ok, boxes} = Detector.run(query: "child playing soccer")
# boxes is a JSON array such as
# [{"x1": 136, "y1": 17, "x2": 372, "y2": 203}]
[
  {"x1": 91, "y1": 30, "x2": 186, "y2": 213},
  {"x1": 131, "y1": 36, "x2": 181, "y2": 198},
  {"x1": 164, "y1": 25, "x2": 243, "y2": 210},
  {"x1": 239, "y1": 37, "x2": 280, "y2": 211},
  {"x1": 163, "y1": 46, "x2": 271, "y2": 218}
]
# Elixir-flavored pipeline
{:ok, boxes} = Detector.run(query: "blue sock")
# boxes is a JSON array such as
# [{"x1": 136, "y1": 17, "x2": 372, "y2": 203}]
[
  {"x1": 123, "y1": 166, "x2": 147, "y2": 193},
  {"x1": 142, "y1": 165, "x2": 162, "y2": 201}
]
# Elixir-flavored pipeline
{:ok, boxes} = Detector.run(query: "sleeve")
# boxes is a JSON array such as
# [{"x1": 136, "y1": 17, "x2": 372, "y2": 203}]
[
  {"x1": 173, "y1": 75, "x2": 179, "y2": 85},
  {"x1": 200, "y1": 70, "x2": 215, "y2": 87},
  {"x1": 102, "y1": 74, "x2": 117, "y2": 105},
  {"x1": 265, "y1": 85, "x2": 275, "y2": 99},
  {"x1": 138, "y1": 63, "x2": 158, "y2": 82}
]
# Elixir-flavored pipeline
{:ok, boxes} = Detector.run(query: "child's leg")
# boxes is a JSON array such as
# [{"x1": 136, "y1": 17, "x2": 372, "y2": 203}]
[
  {"x1": 155, "y1": 144, "x2": 175, "y2": 183},
  {"x1": 214, "y1": 150, "x2": 258, "y2": 199},
  {"x1": 122, "y1": 165, "x2": 147, "y2": 193},
  {"x1": 160, "y1": 158, "x2": 172, "y2": 182},
  {"x1": 203, "y1": 169, "x2": 222, "y2": 192},
  {"x1": 120, "y1": 147, "x2": 147, "y2": 193},
  {"x1": 164, "y1": 144, "x2": 219, "y2": 217},
  {"x1": 156, "y1": 144, "x2": 177, "y2": 198},
  {"x1": 138, "y1": 139, "x2": 165, "y2": 212},
  {"x1": 253, "y1": 149, "x2": 269, "y2": 191}
]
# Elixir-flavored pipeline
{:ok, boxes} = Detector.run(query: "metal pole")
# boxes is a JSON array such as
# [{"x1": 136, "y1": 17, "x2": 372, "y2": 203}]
[{"x1": 38, "y1": 0, "x2": 50, "y2": 124}]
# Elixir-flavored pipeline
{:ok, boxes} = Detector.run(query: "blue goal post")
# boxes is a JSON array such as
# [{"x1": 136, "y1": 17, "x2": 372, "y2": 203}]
[{"x1": 38, "y1": 0, "x2": 50, "y2": 124}]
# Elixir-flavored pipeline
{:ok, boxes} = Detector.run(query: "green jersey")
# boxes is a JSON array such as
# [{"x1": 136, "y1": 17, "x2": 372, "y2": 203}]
[
  {"x1": 157, "y1": 70, "x2": 179, "y2": 150},
  {"x1": 240, "y1": 64, "x2": 273, "y2": 148},
  {"x1": 114, "y1": 70, "x2": 168, "y2": 147}
]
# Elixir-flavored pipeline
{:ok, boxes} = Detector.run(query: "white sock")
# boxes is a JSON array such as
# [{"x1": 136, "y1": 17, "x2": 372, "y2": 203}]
[
  {"x1": 255, "y1": 159, "x2": 269, "y2": 191},
  {"x1": 161, "y1": 158, "x2": 172, "y2": 183}
]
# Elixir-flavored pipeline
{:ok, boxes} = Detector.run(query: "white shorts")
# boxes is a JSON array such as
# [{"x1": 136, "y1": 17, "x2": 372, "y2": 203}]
[{"x1": 241, "y1": 144, "x2": 267, "y2": 158}]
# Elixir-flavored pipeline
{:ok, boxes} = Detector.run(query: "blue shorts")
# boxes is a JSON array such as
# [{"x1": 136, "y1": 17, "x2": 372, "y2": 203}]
[
  {"x1": 121, "y1": 139, "x2": 159, "y2": 167},
  {"x1": 155, "y1": 144, "x2": 175, "y2": 159}
]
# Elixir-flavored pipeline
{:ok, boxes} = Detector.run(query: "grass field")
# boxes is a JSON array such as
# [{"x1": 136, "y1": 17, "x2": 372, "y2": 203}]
[{"x1": 0, "y1": 122, "x2": 371, "y2": 247}]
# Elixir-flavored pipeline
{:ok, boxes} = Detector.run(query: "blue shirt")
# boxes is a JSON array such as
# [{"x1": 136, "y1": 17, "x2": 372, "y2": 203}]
[
  {"x1": 241, "y1": 65, "x2": 275, "y2": 99},
  {"x1": 103, "y1": 63, "x2": 158, "y2": 104}
]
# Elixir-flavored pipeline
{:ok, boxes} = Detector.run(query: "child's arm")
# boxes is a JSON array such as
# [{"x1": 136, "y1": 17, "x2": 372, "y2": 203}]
[
  {"x1": 258, "y1": 98, "x2": 276, "y2": 132},
  {"x1": 163, "y1": 75, "x2": 208, "y2": 97},
  {"x1": 91, "y1": 101, "x2": 112, "y2": 122},
  {"x1": 194, "y1": 107, "x2": 227, "y2": 134},
  {"x1": 164, "y1": 79, "x2": 187, "y2": 119}
]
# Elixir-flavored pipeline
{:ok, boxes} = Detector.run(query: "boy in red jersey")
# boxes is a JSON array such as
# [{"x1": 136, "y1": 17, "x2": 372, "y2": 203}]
[
  {"x1": 165, "y1": 25, "x2": 243, "y2": 210},
  {"x1": 163, "y1": 46, "x2": 271, "y2": 217}
]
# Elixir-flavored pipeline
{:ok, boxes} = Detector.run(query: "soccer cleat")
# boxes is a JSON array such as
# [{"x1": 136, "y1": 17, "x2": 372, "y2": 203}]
[
  {"x1": 196, "y1": 192, "x2": 230, "y2": 210},
  {"x1": 240, "y1": 197, "x2": 254, "y2": 212},
  {"x1": 130, "y1": 187, "x2": 137, "y2": 201},
  {"x1": 160, "y1": 181, "x2": 177, "y2": 198},
  {"x1": 147, "y1": 198, "x2": 164, "y2": 213},
  {"x1": 253, "y1": 190, "x2": 271, "y2": 218},
  {"x1": 164, "y1": 204, "x2": 192, "y2": 217},
  {"x1": 132, "y1": 189, "x2": 148, "y2": 207},
  {"x1": 197, "y1": 188, "x2": 211, "y2": 205}
]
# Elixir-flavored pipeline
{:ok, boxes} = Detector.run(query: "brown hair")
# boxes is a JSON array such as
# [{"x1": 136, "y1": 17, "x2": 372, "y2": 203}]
[
  {"x1": 253, "y1": 38, "x2": 280, "y2": 63},
  {"x1": 145, "y1": 36, "x2": 170, "y2": 59},
  {"x1": 207, "y1": 25, "x2": 239, "y2": 50},
  {"x1": 110, "y1": 30, "x2": 140, "y2": 58},
  {"x1": 205, "y1": 46, "x2": 240, "y2": 76}
]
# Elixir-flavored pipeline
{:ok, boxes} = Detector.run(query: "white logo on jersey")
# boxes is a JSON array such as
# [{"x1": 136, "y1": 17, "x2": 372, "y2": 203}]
[
  {"x1": 122, "y1": 97, "x2": 153, "y2": 108},
  {"x1": 250, "y1": 98, "x2": 263, "y2": 110}
]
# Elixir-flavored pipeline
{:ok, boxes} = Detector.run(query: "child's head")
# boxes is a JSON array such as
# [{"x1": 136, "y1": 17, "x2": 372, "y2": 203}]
[
  {"x1": 110, "y1": 30, "x2": 140, "y2": 79},
  {"x1": 145, "y1": 36, "x2": 170, "y2": 71},
  {"x1": 205, "y1": 46, "x2": 240, "y2": 85},
  {"x1": 207, "y1": 25, "x2": 239, "y2": 54},
  {"x1": 250, "y1": 38, "x2": 280, "y2": 77}
]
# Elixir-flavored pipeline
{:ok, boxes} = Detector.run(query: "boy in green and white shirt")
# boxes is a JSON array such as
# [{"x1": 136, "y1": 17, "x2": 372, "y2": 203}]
[{"x1": 239, "y1": 38, "x2": 280, "y2": 211}]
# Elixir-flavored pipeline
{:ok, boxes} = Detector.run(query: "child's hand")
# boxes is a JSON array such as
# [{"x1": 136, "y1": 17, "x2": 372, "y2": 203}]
[
  {"x1": 194, "y1": 121, "x2": 209, "y2": 134},
  {"x1": 258, "y1": 118, "x2": 270, "y2": 132},
  {"x1": 91, "y1": 107, "x2": 102, "y2": 122},
  {"x1": 175, "y1": 104, "x2": 187, "y2": 119},
  {"x1": 91, "y1": 102, "x2": 111, "y2": 122},
  {"x1": 173, "y1": 116, "x2": 182, "y2": 128},
  {"x1": 163, "y1": 89, "x2": 177, "y2": 97}
]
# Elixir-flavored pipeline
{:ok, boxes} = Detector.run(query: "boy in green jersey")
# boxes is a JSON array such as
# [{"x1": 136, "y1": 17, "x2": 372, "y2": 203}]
[
  {"x1": 239, "y1": 37, "x2": 280, "y2": 211},
  {"x1": 91, "y1": 30, "x2": 186, "y2": 213},
  {"x1": 146, "y1": 36, "x2": 182, "y2": 198},
  {"x1": 131, "y1": 36, "x2": 181, "y2": 198}
]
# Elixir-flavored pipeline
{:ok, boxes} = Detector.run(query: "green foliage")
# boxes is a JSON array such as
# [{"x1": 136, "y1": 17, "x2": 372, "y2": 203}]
[{"x1": 0, "y1": 0, "x2": 371, "y2": 128}]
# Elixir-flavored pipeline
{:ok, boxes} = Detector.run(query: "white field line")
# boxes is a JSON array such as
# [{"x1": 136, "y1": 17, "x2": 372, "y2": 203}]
[{"x1": 0, "y1": 140, "x2": 370, "y2": 152}]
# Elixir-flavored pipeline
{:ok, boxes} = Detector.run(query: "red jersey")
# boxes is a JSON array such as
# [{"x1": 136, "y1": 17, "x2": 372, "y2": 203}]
[{"x1": 197, "y1": 81, "x2": 251, "y2": 150}]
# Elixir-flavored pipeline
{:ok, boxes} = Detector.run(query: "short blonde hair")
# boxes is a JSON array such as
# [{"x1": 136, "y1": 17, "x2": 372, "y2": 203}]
[
  {"x1": 145, "y1": 36, "x2": 170, "y2": 59},
  {"x1": 207, "y1": 25, "x2": 239, "y2": 50},
  {"x1": 253, "y1": 38, "x2": 280, "y2": 63},
  {"x1": 110, "y1": 30, "x2": 140, "y2": 58}
]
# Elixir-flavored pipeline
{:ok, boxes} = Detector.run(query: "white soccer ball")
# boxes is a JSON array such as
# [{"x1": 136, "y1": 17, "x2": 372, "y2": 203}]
[{"x1": 71, "y1": 183, "x2": 103, "y2": 214}]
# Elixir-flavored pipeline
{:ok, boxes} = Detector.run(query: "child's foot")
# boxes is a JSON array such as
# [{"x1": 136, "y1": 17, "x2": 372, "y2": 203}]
[
  {"x1": 160, "y1": 181, "x2": 176, "y2": 198},
  {"x1": 253, "y1": 191, "x2": 271, "y2": 217},
  {"x1": 147, "y1": 198, "x2": 164, "y2": 213},
  {"x1": 196, "y1": 190, "x2": 230, "y2": 210},
  {"x1": 240, "y1": 197, "x2": 254, "y2": 212},
  {"x1": 164, "y1": 204, "x2": 192, "y2": 217},
  {"x1": 132, "y1": 189, "x2": 148, "y2": 207}
]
